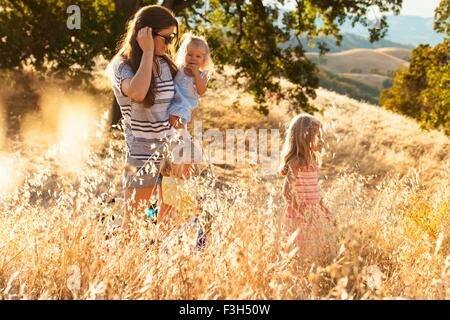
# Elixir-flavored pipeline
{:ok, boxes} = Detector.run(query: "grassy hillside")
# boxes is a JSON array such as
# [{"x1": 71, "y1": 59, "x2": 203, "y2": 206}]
[
  {"x1": 338, "y1": 73, "x2": 390, "y2": 89},
  {"x1": 305, "y1": 47, "x2": 412, "y2": 102},
  {"x1": 315, "y1": 69, "x2": 380, "y2": 104},
  {"x1": 0, "y1": 70, "x2": 448, "y2": 299},
  {"x1": 202, "y1": 71, "x2": 450, "y2": 187}
]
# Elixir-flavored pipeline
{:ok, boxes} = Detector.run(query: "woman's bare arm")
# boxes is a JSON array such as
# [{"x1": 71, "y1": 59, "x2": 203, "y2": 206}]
[{"x1": 121, "y1": 27, "x2": 154, "y2": 102}]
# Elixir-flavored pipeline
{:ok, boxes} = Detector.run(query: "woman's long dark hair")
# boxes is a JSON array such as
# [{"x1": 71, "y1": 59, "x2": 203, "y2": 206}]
[{"x1": 114, "y1": 5, "x2": 178, "y2": 107}]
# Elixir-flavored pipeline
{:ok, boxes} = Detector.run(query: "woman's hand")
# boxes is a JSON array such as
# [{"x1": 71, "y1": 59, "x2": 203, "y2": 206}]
[{"x1": 137, "y1": 27, "x2": 154, "y2": 53}]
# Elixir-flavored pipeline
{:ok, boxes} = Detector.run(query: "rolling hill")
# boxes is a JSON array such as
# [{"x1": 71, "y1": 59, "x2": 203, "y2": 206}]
[
  {"x1": 305, "y1": 48, "x2": 409, "y2": 75},
  {"x1": 338, "y1": 73, "x2": 390, "y2": 89}
]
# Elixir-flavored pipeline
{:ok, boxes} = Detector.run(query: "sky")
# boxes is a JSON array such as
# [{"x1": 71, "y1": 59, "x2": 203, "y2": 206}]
[
  {"x1": 274, "y1": 0, "x2": 442, "y2": 18},
  {"x1": 399, "y1": 0, "x2": 441, "y2": 17}
]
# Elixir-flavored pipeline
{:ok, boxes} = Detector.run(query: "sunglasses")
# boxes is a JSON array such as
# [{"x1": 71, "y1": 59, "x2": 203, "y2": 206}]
[{"x1": 152, "y1": 32, "x2": 177, "y2": 45}]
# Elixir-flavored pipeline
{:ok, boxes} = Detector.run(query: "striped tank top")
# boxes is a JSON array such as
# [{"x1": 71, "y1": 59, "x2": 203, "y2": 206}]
[{"x1": 110, "y1": 55, "x2": 175, "y2": 167}]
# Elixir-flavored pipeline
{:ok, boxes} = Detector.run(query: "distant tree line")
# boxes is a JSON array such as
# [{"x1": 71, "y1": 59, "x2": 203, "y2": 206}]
[{"x1": 380, "y1": 0, "x2": 449, "y2": 135}]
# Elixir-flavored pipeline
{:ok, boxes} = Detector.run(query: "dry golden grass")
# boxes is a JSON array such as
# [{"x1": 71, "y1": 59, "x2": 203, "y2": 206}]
[{"x1": 0, "y1": 69, "x2": 448, "y2": 300}]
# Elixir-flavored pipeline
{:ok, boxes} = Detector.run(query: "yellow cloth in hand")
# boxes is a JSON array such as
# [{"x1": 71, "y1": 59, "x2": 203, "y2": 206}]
[{"x1": 162, "y1": 176, "x2": 197, "y2": 216}]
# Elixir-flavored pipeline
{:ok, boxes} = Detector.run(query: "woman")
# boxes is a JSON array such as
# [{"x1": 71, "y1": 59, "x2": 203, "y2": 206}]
[{"x1": 108, "y1": 5, "x2": 179, "y2": 228}]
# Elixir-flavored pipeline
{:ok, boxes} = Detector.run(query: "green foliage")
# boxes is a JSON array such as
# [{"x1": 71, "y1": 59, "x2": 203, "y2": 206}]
[
  {"x1": 0, "y1": 0, "x2": 403, "y2": 113},
  {"x1": 0, "y1": 0, "x2": 124, "y2": 80},
  {"x1": 380, "y1": 0, "x2": 450, "y2": 135},
  {"x1": 434, "y1": 0, "x2": 450, "y2": 36},
  {"x1": 420, "y1": 60, "x2": 450, "y2": 134},
  {"x1": 380, "y1": 40, "x2": 449, "y2": 134}
]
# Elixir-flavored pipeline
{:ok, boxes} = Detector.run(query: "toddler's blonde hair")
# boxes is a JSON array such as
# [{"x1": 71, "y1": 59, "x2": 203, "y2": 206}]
[{"x1": 175, "y1": 32, "x2": 215, "y2": 73}]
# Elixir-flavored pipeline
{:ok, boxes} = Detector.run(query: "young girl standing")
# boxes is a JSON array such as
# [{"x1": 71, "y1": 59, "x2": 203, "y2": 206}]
[{"x1": 280, "y1": 114, "x2": 336, "y2": 261}]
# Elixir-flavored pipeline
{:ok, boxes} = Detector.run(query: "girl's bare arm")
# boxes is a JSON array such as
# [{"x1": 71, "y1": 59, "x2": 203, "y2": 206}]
[
  {"x1": 282, "y1": 165, "x2": 299, "y2": 209},
  {"x1": 319, "y1": 198, "x2": 336, "y2": 224}
]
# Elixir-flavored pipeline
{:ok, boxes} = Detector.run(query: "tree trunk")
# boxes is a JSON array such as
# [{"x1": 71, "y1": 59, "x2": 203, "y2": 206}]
[
  {"x1": 162, "y1": 0, "x2": 176, "y2": 10},
  {"x1": 115, "y1": 0, "x2": 142, "y2": 22},
  {"x1": 163, "y1": 0, "x2": 199, "y2": 14}
]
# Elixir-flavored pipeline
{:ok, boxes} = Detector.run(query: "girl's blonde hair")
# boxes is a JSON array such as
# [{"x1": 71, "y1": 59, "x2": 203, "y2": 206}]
[
  {"x1": 175, "y1": 32, "x2": 215, "y2": 73},
  {"x1": 279, "y1": 114, "x2": 322, "y2": 176}
]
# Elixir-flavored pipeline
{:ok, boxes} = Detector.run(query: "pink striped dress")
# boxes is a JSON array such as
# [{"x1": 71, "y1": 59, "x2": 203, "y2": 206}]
[
  {"x1": 284, "y1": 164, "x2": 334, "y2": 259},
  {"x1": 285, "y1": 164, "x2": 326, "y2": 219}
]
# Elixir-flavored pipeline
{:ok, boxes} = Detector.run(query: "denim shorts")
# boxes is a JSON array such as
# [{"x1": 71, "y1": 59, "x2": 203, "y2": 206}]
[{"x1": 123, "y1": 157, "x2": 163, "y2": 189}]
